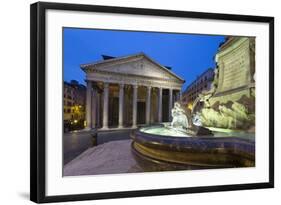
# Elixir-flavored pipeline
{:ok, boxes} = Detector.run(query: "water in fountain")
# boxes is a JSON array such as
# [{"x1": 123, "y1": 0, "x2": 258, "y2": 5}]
[{"x1": 140, "y1": 102, "x2": 212, "y2": 137}]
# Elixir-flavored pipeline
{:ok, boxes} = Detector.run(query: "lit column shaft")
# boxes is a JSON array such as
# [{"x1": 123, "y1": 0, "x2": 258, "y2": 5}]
[
  {"x1": 179, "y1": 90, "x2": 182, "y2": 100},
  {"x1": 168, "y1": 88, "x2": 173, "y2": 121},
  {"x1": 132, "y1": 85, "x2": 138, "y2": 128},
  {"x1": 96, "y1": 92, "x2": 100, "y2": 127},
  {"x1": 118, "y1": 83, "x2": 124, "y2": 128},
  {"x1": 86, "y1": 81, "x2": 92, "y2": 129},
  {"x1": 91, "y1": 86, "x2": 97, "y2": 128},
  {"x1": 158, "y1": 87, "x2": 162, "y2": 122},
  {"x1": 146, "y1": 86, "x2": 151, "y2": 124},
  {"x1": 102, "y1": 83, "x2": 109, "y2": 129}
]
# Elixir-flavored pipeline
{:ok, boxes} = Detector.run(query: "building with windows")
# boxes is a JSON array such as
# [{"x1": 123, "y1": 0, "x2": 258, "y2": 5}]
[
  {"x1": 63, "y1": 80, "x2": 86, "y2": 130},
  {"x1": 182, "y1": 68, "x2": 214, "y2": 109}
]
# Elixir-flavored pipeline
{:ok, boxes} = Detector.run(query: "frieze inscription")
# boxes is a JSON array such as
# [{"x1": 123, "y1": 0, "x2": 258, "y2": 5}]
[{"x1": 218, "y1": 46, "x2": 250, "y2": 92}]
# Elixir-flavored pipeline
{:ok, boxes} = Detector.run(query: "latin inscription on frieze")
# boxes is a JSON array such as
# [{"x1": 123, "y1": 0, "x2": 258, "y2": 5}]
[{"x1": 218, "y1": 45, "x2": 250, "y2": 92}]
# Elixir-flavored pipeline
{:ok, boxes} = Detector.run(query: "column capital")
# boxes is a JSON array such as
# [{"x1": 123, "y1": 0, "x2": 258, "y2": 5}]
[
  {"x1": 147, "y1": 86, "x2": 151, "y2": 94},
  {"x1": 86, "y1": 80, "x2": 93, "y2": 87},
  {"x1": 133, "y1": 84, "x2": 138, "y2": 89}
]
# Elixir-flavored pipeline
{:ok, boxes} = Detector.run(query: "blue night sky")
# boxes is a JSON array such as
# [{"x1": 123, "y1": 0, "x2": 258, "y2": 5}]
[{"x1": 63, "y1": 28, "x2": 225, "y2": 90}]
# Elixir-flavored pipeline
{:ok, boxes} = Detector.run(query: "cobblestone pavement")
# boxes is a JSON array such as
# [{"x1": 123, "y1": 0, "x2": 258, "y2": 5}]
[
  {"x1": 63, "y1": 139, "x2": 143, "y2": 176},
  {"x1": 63, "y1": 129, "x2": 132, "y2": 165}
]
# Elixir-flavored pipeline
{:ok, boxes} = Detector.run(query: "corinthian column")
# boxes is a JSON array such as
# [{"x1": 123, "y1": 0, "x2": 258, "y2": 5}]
[
  {"x1": 176, "y1": 90, "x2": 181, "y2": 101},
  {"x1": 158, "y1": 87, "x2": 162, "y2": 122},
  {"x1": 96, "y1": 92, "x2": 100, "y2": 128},
  {"x1": 91, "y1": 87, "x2": 97, "y2": 128},
  {"x1": 132, "y1": 85, "x2": 138, "y2": 128},
  {"x1": 179, "y1": 90, "x2": 182, "y2": 101},
  {"x1": 102, "y1": 83, "x2": 109, "y2": 129},
  {"x1": 146, "y1": 86, "x2": 151, "y2": 124},
  {"x1": 118, "y1": 83, "x2": 124, "y2": 128},
  {"x1": 86, "y1": 81, "x2": 92, "y2": 129},
  {"x1": 168, "y1": 88, "x2": 173, "y2": 121}
]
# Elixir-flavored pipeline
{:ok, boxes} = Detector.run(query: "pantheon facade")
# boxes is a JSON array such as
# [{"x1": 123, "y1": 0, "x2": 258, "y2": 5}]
[{"x1": 81, "y1": 53, "x2": 185, "y2": 130}]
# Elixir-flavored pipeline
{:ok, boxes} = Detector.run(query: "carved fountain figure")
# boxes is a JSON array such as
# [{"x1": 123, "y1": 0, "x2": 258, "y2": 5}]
[
  {"x1": 171, "y1": 102, "x2": 190, "y2": 130},
  {"x1": 190, "y1": 37, "x2": 256, "y2": 131},
  {"x1": 190, "y1": 64, "x2": 255, "y2": 130},
  {"x1": 166, "y1": 101, "x2": 212, "y2": 136},
  {"x1": 131, "y1": 98, "x2": 254, "y2": 171}
]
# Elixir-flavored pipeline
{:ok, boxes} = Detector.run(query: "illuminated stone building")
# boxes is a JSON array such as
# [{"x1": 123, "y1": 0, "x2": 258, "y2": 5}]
[
  {"x1": 81, "y1": 53, "x2": 184, "y2": 130},
  {"x1": 194, "y1": 37, "x2": 256, "y2": 130},
  {"x1": 63, "y1": 80, "x2": 86, "y2": 122},
  {"x1": 208, "y1": 37, "x2": 255, "y2": 106},
  {"x1": 182, "y1": 68, "x2": 214, "y2": 108}
]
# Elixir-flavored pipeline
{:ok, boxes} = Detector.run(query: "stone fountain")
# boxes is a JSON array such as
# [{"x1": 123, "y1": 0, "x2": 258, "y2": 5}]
[
  {"x1": 131, "y1": 37, "x2": 256, "y2": 172},
  {"x1": 131, "y1": 102, "x2": 255, "y2": 172}
]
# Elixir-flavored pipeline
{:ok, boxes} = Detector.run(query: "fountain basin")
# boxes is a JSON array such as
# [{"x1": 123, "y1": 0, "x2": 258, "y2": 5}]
[{"x1": 131, "y1": 124, "x2": 255, "y2": 171}]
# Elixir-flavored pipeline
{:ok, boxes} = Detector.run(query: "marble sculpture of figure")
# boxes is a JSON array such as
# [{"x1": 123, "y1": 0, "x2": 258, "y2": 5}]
[{"x1": 171, "y1": 102, "x2": 189, "y2": 130}]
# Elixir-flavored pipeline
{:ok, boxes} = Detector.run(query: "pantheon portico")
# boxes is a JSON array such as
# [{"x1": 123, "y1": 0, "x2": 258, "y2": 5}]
[{"x1": 81, "y1": 53, "x2": 185, "y2": 130}]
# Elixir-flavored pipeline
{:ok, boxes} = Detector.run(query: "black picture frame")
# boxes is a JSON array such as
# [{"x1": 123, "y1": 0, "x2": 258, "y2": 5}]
[{"x1": 30, "y1": 1, "x2": 274, "y2": 203}]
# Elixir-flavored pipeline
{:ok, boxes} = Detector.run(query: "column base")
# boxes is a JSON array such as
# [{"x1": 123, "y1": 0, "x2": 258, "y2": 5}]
[
  {"x1": 118, "y1": 125, "x2": 124, "y2": 129},
  {"x1": 132, "y1": 125, "x2": 138, "y2": 129},
  {"x1": 100, "y1": 126, "x2": 109, "y2": 130},
  {"x1": 84, "y1": 127, "x2": 92, "y2": 131}
]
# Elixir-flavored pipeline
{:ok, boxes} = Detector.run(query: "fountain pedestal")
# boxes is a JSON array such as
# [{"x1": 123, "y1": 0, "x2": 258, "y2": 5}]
[{"x1": 131, "y1": 124, "x2": 255, "y2": 172}]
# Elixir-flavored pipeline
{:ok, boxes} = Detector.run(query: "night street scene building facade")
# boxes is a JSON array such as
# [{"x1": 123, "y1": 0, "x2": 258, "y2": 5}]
[
  {"x1": 181, "y1": 68, "x2": 214, "y2": 109},
  {"x1": 63, "y1": 80, "x2": 86, "y2": 132},
  {"x1": 62, "y1": 28, "x2": 255, "y2": 177}
]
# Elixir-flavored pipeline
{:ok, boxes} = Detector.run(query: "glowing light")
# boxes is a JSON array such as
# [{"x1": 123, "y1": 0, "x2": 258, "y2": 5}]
[{"x1": 187, "y1": 103, "x2": 193, "y2": 110}]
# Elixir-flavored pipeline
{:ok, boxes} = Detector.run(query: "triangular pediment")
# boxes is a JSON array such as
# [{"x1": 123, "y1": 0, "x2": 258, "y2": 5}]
[{"x1": 81, "y1": 53, "x2": 184, "y2": 83}]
